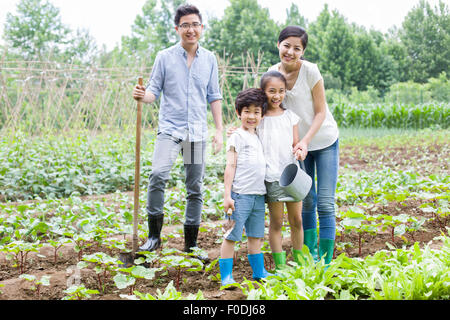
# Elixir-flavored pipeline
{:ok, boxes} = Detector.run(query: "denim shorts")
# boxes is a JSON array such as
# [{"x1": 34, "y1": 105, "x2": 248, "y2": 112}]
[{"x1": 225, "y1": 192, "x2": 266, "y2": 242}]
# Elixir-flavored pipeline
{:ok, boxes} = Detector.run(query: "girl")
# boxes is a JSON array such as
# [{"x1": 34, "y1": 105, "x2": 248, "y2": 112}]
[
  {"x1": 257, "y1": 71, "x2": 305, "y2": 270},
  {"x1": 270, "y1": 26, "x2": 340, "y2": 265}
]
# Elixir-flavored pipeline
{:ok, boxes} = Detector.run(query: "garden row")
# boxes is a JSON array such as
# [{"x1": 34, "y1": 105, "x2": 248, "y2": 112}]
[{"x1": 330, "y1": 102, "x2": 449, "y2": 129}]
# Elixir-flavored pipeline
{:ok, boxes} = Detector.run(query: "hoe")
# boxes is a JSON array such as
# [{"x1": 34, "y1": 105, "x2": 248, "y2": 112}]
[{"x1": 119, "y1": 77, "x2": 144, "y2": 267}]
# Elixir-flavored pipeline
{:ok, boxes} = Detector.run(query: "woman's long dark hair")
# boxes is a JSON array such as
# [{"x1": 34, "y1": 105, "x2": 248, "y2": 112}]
[{"x1": 278, "y1": 26, "x2": 308, "y2": 51}]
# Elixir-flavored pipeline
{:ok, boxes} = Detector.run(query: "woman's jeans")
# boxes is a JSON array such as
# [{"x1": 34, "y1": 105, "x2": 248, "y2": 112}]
[
  {"x1": 301, "y1": 139, "x2": 339, "y2": 240},
  {"x1": 146, "y1": 133, "x2": 206, "y2": 226}
]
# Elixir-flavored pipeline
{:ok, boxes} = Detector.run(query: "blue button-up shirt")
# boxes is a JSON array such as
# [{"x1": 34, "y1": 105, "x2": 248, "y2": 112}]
[{"x1": 146, "y1": 42, "x2": 222, "y2": 142}]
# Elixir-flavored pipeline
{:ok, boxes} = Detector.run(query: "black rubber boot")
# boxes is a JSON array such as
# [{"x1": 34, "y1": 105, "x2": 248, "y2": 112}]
[
  {"x1": 138, "y1": 214, "x2": 164, "y2": 252},
  {"x1": 184, "y1": 224, "x2": 209, "y2": 263}
]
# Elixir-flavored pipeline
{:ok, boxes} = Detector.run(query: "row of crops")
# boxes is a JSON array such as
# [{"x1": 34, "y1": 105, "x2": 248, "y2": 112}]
[{"x1": 330, "y1": 102, "x2": 449, "y2": 129}]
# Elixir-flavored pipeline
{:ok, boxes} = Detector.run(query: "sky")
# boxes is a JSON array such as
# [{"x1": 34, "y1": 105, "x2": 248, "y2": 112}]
[{"x1": 0, "y1": 0, "x2": 446, "y2": 50}]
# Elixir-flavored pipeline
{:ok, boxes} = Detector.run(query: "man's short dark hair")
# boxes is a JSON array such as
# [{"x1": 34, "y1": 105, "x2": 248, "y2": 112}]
[
  {"x1": 174, "y1": 4, "x2": 202, "y2": 26},
  {"x1": 235, "y1": 88, "x2": 267, "y2": 116}
]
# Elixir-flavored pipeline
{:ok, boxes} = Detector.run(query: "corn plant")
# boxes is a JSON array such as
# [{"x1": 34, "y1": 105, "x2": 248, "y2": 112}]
[{"x1": 330, "y1": 102, "x2": 449, "y2": 129}]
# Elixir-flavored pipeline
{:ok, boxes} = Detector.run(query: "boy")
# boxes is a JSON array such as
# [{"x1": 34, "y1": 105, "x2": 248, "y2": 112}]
[
  {"x1": 219, "y1": 88, "x2": 270, "y2": 286},
  {"x1": 132, "y1": 4, "x2": 223, "y2": 260}
]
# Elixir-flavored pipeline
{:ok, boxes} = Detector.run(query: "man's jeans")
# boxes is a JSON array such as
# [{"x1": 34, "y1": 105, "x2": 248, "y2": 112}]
[
  {"x1": 302, "y1": 139, "x2": 339, "y2": 240},
  {"x1": 146, "y1": 133, "x2": 206, "y2": 226}
]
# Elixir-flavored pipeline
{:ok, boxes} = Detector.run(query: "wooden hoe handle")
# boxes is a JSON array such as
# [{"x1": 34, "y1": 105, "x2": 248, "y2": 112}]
[{"x1": 132, "y1": 77, "x2": 143, "y2": 254}]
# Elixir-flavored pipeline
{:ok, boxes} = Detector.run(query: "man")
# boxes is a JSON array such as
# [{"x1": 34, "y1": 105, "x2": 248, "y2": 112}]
[{"x1": 132, "y1": 4, "x2": 223, "y2": 260}]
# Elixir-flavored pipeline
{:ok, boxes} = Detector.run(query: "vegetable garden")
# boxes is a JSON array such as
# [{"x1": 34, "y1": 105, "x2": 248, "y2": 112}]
[
  {"x1": 1, "y1": 0, "x2": 449, "y2": 303},
  {"x1": 0, "y1": 126, "x2": 448, "y2": 300}
]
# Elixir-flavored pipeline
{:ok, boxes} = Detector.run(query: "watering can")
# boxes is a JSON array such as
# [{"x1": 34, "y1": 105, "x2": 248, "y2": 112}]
[{"x1": 278, "y1": 160, "x2": 312, "y2": 202}]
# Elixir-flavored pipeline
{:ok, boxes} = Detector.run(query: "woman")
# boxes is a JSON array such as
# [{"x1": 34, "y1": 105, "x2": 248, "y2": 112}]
[{"x1": 268, "y1": 26, "x2": 339, "y2": 265}]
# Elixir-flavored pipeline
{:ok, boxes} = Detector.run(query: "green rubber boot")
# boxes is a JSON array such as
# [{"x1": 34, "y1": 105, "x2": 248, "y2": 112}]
[
  {"x1": 319, "y1": 238, "x2": 335, "y2": 265},
  {"x1": 271, "y1": 251, "x2": 286, "y2": 270},
  {"x1": 292, "y1": 249, "x2": 305, "y2": 266},
  {"x1": 303, "y1": 229, "x2": 318, "y2": 262}
]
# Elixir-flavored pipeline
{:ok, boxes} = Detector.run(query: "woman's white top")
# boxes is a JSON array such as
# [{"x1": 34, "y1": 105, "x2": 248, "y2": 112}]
[
  {"x1": 227, "y1": 128, "x2": 267, "y2": 195},
  {"x1": 269, "y1": 61, "x2": 339, "y2": 151},
  {"x1": 257, "y1": 109, "x2": 299, "y2": 182}
]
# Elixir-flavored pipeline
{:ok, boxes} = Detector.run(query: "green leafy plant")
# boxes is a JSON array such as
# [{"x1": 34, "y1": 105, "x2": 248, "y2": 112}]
[
  {"x1": 66, "y1": 233, "x2": 94, "y2": 261},
  {"x1": 62, "y1": 284, "x2": 100, "y2": 300},
  {"x1": 19, "y1": 274, "x2": 51, "y2": 299},
  {"x1": 2, "y1": 240, "x2": 42, "y2": 274},
  {"x1": 339, "y1": 206, "x2": 377, "y2": 256},
  {"x1": 114, "y1": 265, "x2": 161, "y2": 295},
  {"x1": 160, "y1": 249, "x2": 204, "y2": 291},
  {"x1": 45, "y1": 238, "x2": 71, "y2": 263},
  {"x1": 129, "y1": 281, "x2": 204, "y2": 300},
  {"x1": 78, "y1": 252, "x2": 120, "y2": 293}
]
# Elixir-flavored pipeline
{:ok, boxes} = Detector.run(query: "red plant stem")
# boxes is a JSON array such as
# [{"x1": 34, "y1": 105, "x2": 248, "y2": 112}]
[
  {"x1": 17, "y1": 252, "x2": 23, "y2": 274},
  {"x1": 129, "y1": 285, "x2": 135, "y2": 296},
  {"x1": 97, "y1": 274, "x2": 103, "y2": 292},
  {"x1": 358, "y1": 234, "x2": 362, "y2": 256},
  {"x1": 54, "y1": 245, "x2": 62, "y2": 263},
  {"x1": 176, "y1": 268, "x2": 181, "y2": 292}
]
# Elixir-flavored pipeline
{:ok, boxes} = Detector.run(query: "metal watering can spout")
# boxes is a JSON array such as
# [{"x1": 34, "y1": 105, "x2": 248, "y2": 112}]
[{"x1": 278, "y1": 160, "x2": 312, "y2": 202}]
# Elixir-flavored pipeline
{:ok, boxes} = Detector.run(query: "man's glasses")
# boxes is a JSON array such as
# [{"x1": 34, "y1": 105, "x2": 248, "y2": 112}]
[{"x1": 178, "y1": 22, "x2": 202, "y2": 30}]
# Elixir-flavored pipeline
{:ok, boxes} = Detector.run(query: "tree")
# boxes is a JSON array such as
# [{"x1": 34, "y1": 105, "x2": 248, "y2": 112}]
[
  {"x1": 380, "y1": 29, "x2": 411, "y2": 83},
  {"x1": 320, "y1": 11, "x2": 356, "y2": 90},
  {"x1": 305, "y1": 4, "x2": 331, "y2": 63},
  {"x1": 351, "y1": 29, "x2": 383, "y2": 91},
  {"x1": 4, "y1": 0, "x2": 70, "y2": 60},
  {"x1": 203, "y1": 0, "x2": 280, "y2": 68},
  {"x1": 400, "y1": 0, "x2": 450, "y2": 82},
  {"x1": 118, "y1": 0, "x2": 184, "y2": 66},
  {"x1": 3, "y1": 0, "x2": 97, "y2": 63},
  {"x1": 284, "y1": 3, "x2": 308, "y2": 28}
]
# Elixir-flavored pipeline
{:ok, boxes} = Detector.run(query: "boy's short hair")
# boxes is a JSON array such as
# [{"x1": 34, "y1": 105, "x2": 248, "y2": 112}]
[
  {"x1": 235, "y1": 88, "x2": 267, "y2": 116},
  {"x1": 174, "y1": 4, "x2": 202, "y2": 26}
]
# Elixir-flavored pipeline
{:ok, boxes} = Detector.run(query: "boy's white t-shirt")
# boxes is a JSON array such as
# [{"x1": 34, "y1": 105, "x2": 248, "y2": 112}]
[
  {"x1": 227, "y1": 128, "x2": 266, "y2": 195},
  {"x1": 269, "y1": 61, "x2": 339, "y2": 151},
  {"x1": 257, "y1": 109, "x2": 299, "y2": 182}
]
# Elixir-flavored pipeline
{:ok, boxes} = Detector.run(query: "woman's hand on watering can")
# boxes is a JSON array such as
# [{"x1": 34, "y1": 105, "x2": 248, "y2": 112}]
[{"x1": 293, "y1": 140, "x2": 308, "y2": 161}]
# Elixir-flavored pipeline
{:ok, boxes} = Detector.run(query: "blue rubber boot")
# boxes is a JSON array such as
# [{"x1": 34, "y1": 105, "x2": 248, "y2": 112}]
[
  {"x1": 247, "y1": 253, "x2": 270, "y2": 281},
  {"x1": 219, "y1": 258, "x2": 236, "y2": 286}
]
